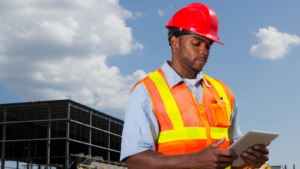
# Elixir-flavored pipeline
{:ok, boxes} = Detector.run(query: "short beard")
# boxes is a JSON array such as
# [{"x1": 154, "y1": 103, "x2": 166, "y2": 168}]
[{"x1": 178, "y1": 38, "x2": 203, "y2": 73}]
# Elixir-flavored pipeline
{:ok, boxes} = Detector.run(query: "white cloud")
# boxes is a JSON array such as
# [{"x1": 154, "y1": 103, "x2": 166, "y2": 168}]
[
  {"x1": 250, "y1": 26, "x2": 300, "y2": 60},
  {"x1": 38, "y1": 21, "x2": 77, "y2": 47},
  {"x1": 0, "y1": 0, "x2": 147, "y2": 119},
  {"x1": 158, "y1": 8, "x2": 164, "y2": 16},
  {"x1": 169, "y1": 4, "x2": 173, "y2": 9},
  {"x1": 135, "y1": 11, "x2": 142, "y2": 17}
]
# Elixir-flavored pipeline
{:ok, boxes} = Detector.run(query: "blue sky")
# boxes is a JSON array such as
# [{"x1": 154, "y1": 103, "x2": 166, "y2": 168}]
[{"x1": 0, "y1": 0, "x2": 300, "y2": 167}]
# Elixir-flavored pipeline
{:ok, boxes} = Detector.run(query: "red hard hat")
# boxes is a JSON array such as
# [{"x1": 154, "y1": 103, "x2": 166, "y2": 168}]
[{"x1": 166, "y1": 3, "x2": 223, "y2": 45}]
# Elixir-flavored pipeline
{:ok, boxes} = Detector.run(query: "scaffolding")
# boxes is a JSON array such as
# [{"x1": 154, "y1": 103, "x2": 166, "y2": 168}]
[{"x1": 69, "y1": 154, "x2": 127, "y2": 169}]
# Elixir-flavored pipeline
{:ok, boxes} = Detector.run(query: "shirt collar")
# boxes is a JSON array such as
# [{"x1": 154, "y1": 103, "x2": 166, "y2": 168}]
[{"x1": 160, "y1": 61, "x2": 212, "y2": 88}]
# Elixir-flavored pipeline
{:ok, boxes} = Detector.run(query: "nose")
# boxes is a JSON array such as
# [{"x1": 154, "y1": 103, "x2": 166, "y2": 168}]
[{"x1": 199, "y1": 43, "x2": 209, "y2": 56}]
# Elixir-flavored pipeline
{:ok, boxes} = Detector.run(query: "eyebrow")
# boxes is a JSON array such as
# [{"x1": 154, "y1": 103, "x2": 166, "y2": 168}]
[
  {"x1": 192, "y1": 36, "x2": 204, "y2": 41},
  {"x1": 192, "y1": 36, "x2": 213, "y2": 45}
]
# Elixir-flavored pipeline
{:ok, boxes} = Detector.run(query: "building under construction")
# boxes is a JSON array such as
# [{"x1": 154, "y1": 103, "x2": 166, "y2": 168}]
[{"x1": 0, "y1": 100, "x2": 124, "y2": 169}]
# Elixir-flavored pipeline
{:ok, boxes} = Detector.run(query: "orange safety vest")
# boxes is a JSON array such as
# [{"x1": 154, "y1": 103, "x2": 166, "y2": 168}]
[{"x1": 131, "y1": 68, "x2": 234, "y2": 156}]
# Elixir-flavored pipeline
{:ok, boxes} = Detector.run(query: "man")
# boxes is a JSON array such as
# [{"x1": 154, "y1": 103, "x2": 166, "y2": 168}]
[{"x1": 120, "y1": 3, "x2": 269, "y2": 169}]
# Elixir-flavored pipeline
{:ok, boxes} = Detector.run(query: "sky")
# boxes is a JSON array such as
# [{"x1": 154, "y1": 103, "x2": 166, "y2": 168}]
[{"x1": 0, "y1": 0, "x2": 300, "y2": 167}]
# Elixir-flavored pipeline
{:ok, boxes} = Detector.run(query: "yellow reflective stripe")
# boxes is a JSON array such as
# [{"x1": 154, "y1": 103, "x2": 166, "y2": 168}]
[
  {"x1": 226, "y1": 166, "x2": 231, "y2": 169},
  {"x1": 210, "y1": 127, "x2": 229, "y2": 140},
  {"x1": 148, "y1": 71, "x2": 183, "y2": 130},
  {"x1": 202, "y1": 73, "x2": 231, "y2": 120},
  {"x1": 157, "y1": 127, "x2": 207, "y2": 144}
]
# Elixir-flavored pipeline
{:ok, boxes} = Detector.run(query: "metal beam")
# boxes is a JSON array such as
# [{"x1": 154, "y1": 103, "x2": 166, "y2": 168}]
[
  {"x1": 0, "y1": 118, "x2": 69, "y2": 125},
  {"x1": 68, "y1": 139, "x2": 120, "y2": 153},
  {"x1": 0, "y1": 137, "x2": 68, "y2": 143},
  {"x1": 88, "y1": 110, "x2": 92, "y2": 156},
  {"x1": 65, "y1": 102, "x2": 70, "y2": 169},
  {"x1": 1, "y1": 106, "x2": 7, "y2": 169},
  {"x1": 107, "y1": 117, "x2": 110, "y2": 162},
  {"x1": 109, "y1": 118, "x2": 123, "y2": 126},
  {"x1": 27, "y1": 138, "x2": 31, "y2": 169},
  {"x1": 0, "y1": 100, "x2": 124, "y2": 123},
  {"x1": 0, "y1": 101, "x2": 68, "y2": 108},
  {"x1": 46, "y1": 103, "x2": 51, "y2": 167},
  {"x1": 69, "y1": 104, "x2": 89, "y2": 113},
  {"x1": 69, "y1": 120, "x2": 121, "y2": 137}
]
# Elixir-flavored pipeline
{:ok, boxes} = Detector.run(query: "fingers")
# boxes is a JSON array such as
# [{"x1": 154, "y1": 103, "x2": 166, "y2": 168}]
[
  {"x1": 210, "y1": 137, "x2": 226, "y2": 149},
  {"x1": 253, "y1": 145, "x2": 269, "y2": 155},
  {"x1": 217, "y1": 149, "x2": 238, "y2": 159},
  {"x1": 247, "y1": 147, "x2": 269, "y2": 159},
  {"x1": 214, "y1": 149, "x2": 238, "y2": 168},
  {"x1": 242, "y1": 151, "x2": 267, "y2": 163},
  {"x1": 241, "y1": 151, "x2": 269, "y2": 168},
  {"x1": 240, "y1": 145, "x2": 269, "y2": 168},
  {"x1": 215, "y1": 155, "x2": 236, "y2": 163},
  {"x1": 241, "y1": 155, "x2": 267, "y2": 168},
  {"x1": 212, "y1": 154, "x2": 236, "y2": 168}
]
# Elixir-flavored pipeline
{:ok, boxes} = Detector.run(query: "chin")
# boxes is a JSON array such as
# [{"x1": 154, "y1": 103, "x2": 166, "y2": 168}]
[
  {"x1": 192, "y1": 63, "x2": 205, "y2": 72},
  {"x1": 192, "y1": 67, "x2": 203, "y2": 73}
]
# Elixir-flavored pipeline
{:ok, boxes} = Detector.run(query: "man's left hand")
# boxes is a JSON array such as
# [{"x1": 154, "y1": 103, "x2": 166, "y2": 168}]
[{"x1": 240, "y1": 145, "x2": 269, "y2": 168}]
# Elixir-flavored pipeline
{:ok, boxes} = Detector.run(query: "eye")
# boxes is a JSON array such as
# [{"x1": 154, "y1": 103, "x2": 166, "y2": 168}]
[{"x1": 192, "y1": 41, "x2": 200, "y2": 46}]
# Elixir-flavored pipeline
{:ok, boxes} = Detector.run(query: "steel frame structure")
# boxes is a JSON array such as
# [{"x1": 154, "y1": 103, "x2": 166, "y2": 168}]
[{"x1": 0, "y1": 100, "x2": 123, "y2": 169}]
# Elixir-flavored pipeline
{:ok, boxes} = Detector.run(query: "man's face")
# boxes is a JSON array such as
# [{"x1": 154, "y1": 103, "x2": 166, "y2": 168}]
[{"x1": 177, "y1": 34, "x2": 213, "y2": 73}]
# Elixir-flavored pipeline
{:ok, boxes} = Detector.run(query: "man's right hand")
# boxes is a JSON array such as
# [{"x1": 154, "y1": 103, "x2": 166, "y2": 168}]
[{"x1": 191, "y1": 137, "x2": 238, "y2": 169}]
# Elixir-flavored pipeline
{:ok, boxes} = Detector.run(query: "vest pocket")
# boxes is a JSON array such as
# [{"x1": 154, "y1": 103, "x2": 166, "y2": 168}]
[{"x1": 209, "y1": 103, "x2": 230, "y2": 127}]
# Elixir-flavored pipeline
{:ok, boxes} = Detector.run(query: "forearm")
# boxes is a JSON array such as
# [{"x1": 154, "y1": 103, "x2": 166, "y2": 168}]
[
  {"x1": 125, "y1": 150, "x2": 196, "y2": 169},
  {"x1": 125, "y1": 138, "x2": 238, "y2": 169}
]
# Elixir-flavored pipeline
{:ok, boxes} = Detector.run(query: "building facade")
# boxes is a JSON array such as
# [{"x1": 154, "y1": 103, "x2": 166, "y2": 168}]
[{"x1": 0, "y1": 100, "x2": 123, "y2": 169}]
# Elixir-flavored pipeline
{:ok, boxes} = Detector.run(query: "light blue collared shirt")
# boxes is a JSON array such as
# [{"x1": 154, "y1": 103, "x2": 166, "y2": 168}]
[{"x1": 120, "y1": 61, "x2": 242, "y2": 162}]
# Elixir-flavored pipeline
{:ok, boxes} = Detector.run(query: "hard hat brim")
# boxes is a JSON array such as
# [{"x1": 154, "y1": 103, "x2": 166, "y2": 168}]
[{"x1": 166, "y1": 26, "x2": 224, "y2": 45}]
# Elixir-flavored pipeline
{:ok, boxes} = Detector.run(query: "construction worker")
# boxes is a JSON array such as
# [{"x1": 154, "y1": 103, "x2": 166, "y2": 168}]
[{"x1": 120, "y1": 3, "x2": 269, "y2": 169}]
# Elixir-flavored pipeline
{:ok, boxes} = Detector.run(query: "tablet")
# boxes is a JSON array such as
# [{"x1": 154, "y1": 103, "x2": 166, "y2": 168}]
[{"x1": 227, "y1": 130, "x2": 279, "y2": 166}]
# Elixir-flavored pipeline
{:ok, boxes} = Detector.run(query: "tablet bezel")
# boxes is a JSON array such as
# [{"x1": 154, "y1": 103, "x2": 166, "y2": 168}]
[{"x1": 227, "y1": 130, "x2": 279, "y2": 167}]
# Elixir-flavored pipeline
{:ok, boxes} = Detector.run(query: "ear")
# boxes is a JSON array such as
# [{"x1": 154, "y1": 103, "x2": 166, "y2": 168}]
[{"x1": 170, "y1": 36, "x2": 179, "y2": 50}]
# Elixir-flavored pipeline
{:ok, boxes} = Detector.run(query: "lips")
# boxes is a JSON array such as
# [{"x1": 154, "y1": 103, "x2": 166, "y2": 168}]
[{"x1": 195, "y1": 58, "x2": 207, "y2": 64}]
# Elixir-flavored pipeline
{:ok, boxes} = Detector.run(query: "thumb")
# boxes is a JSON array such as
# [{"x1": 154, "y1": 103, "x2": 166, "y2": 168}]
[{"x1": 210, "y1": 137, "x2": 226, "y2": 149}]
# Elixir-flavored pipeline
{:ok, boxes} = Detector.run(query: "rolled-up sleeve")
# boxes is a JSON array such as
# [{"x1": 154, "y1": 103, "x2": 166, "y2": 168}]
[
  {"x1": 120, "y1": 83, "x2": 159, "y2": 162},
  {"x1": 228, "y1": 98, "x2": 243, "y2": 142}
]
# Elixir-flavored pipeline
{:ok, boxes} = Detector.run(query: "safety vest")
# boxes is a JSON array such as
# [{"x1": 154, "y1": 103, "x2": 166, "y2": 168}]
[{"x1": 131, "y1": 68, "x2": 234, "y2": 155}]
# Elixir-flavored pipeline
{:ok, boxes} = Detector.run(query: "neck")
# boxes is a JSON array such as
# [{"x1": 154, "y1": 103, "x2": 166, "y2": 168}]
[{"x1": 169, "y1": 60, "x2": 198, "y2": 79}]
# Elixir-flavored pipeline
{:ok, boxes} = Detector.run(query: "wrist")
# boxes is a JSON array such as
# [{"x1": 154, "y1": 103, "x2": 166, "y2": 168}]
[{"x1": 167, "y1": 152, "x2": 198, "y2": 169}]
